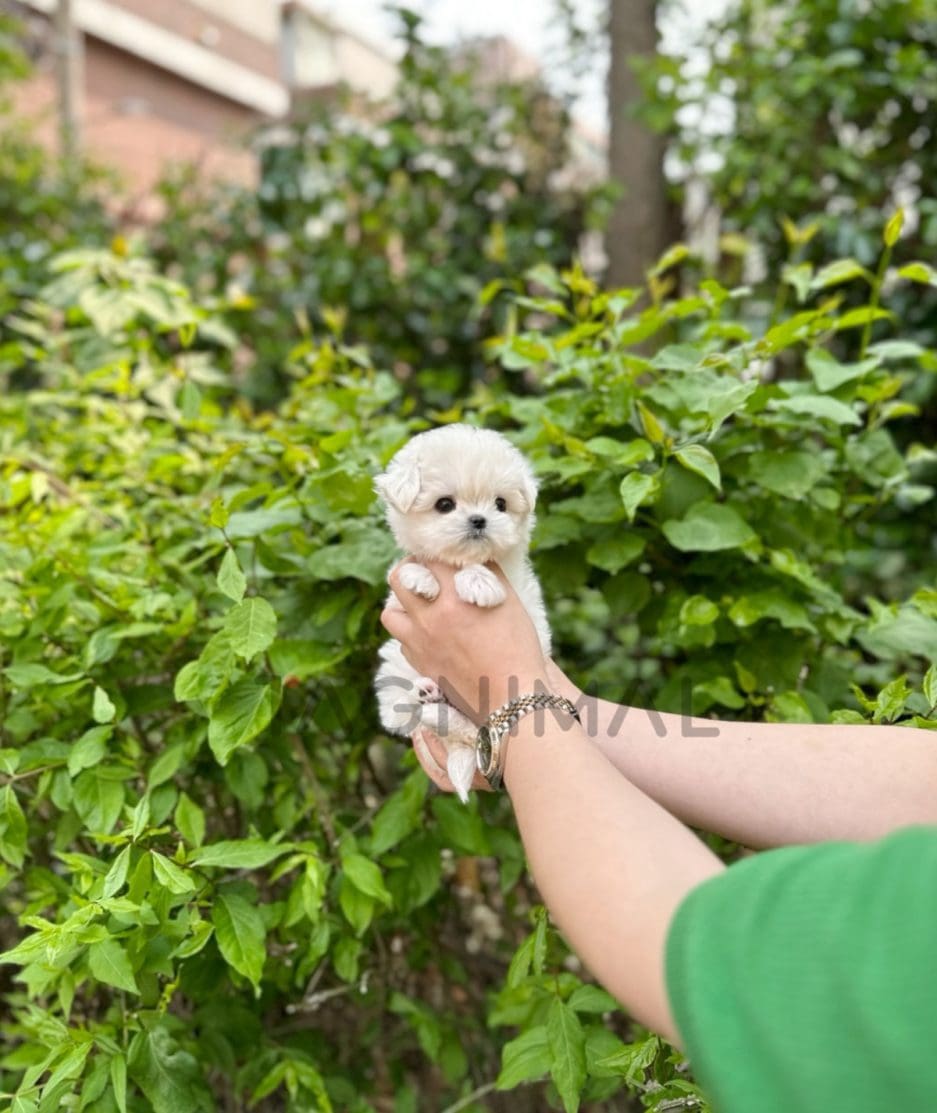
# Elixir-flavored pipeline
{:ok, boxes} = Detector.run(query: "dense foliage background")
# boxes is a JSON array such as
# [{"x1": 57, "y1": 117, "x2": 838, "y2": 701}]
[{"x1": 1, "y1": 3, "x2": 936, "y2": 1112}]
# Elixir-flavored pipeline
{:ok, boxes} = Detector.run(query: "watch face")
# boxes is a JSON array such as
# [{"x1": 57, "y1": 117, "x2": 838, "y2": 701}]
[{"x1": 476, "y1": 727, "x2": 493, "y2": 774}]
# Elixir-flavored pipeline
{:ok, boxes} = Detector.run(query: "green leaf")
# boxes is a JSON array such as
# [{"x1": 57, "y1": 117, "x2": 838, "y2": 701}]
[
  {"x1": 770, "y1": 395, "x2": 862, "y2": 426},
  {"x1": 679, "y1": 595, "x2": 719, "y2": 626},
  {"x1": 898, "y1": 262, "x2": 937, "y2": 287},
  {"x1": 805, "y1": 349, "x2": 880, "y2": 393},
  {"x1": 341, "y1": 851, "x2": 393, "y2": 907},
  {"x1": 370, "y1": 772, "x2": 427, "y2": 855},
  {"x1": 868, "y1": 339, "x2": 926, "y2": 361},
  {"x1": 178, "y1": 380, "x2": 201, "y2": 420},
  {"x1": 619, "y1": 472, "x2": 659, "y2": 523},
  {"x1": 707, "y1": 380, "x2": 758, "y2": 430},
  {"x1": 128, "y1": 1025, "x2": 207, "y2": 1113},
  {"x1": 0, "y1": 785, "x2": 27, "y2": 868},
  {"x1": 207, "y1": 680, "x2": 279, "y2": 765},
  {"x1": 151, "y1": 851, "x2": 196, "y2": 894},
  {"x1": 585, "y1": 534, "x2": 645, "y2": 574},
  {"x1": 131, "y1": 795, "x2": 150, "y2": 840},
  {"x1": 339, "y1": 878, "x2": 376, "y2": 936},
  {"x1": 3, "y1": 663, "x2": 85, "y2": 688},
  {"x1": 209, "y1": 496, "x2": 229, "y2": 529},
  {"x1": 781, "y1": 261, "x2": 813, "y2": 302},
  {"x1": 217, "y1": 549, "x2": 247, "y2": 603},
  {"x1": 883, "y1": 208, "x2": 904, "y2": 247},
  {"x1": 593, "y1": 1034, "x2": 660, "y2": 1081},
  {"x1": 174, "y1": 793, "x2": 206, "y2": 847},
  {"x1": 223, "y1": 598, "x2": 277, "y2": 662},
  {"x1": 833, "y1": 306, "x2": 893, "y2": 331},
  {"x1": 874, "y1": 676, "x2": 911, "y2": 723},
  {"x1": 585, "y1": 436, "x2": 653, "y2": 467},
  {"x1": 674, "y1": 444, "x2": 721, "y2": 490},
  {"x1": 923, "y1": 664, "x2": 937, "y2": 709},
  {"x1": 496, "y1": 1026, "x2": 551, "y2": 1089},
  {"x1": 729, "y1": 590, "x2": 816, "y2": 633},
  {"x1": 92, "y1": 686, "x2": 117, "y2": 724},
  {"x1": 188, "y1": 838, "x2": 289, "y2": 870},
  {"x1": 148, "y1": 745, "x2": 184, "y2": 788},
  {"x1": 73, "y1": 771, "x2": 125, "y2": 834},
  {"x1": 547, "y1": 997, "x2": 587, "y2": 1113},
  {"x1": 809, "y1": 258, "x2": 872, "y2": 290},
  {"x1": 662, "y1": 502, "x2": 756, "y2": 552},
  {"x1": 102, "y1": 846, "x2": 132, "y2": 898},
  {"x1": 567, "y1": 984, "x2": 618, "y2": 1014},
  {"x1": 432, "y1": 795, "x2": 490, "y2": 855},
  {"x1": 88, "y1": 939, "x2": 139, "y2": 994},
  {"x1": 212, "y1": 889, "x2": 266, "y2": 988},
  {"x1": 636, "y1": 401, "x2": 666, "y2": 445},
  {"x1": 748, "y1": 449, "x2": 826, "y2": 499},
  {"x1": 110, "y1": 1053, "x2": 127, "y2": 1113},
  {"x1": 268, "y1": 639, "x2": 350, "y2": 680},
  {"x1": 307, "y1": 534, "x2": 397, "y2": 586},
  {"x1": 174, "y1": 632, "x2": 236, "y2": 703},
  {"x1": 68, "y1": 726, "x2": 112, "y2": 776}
]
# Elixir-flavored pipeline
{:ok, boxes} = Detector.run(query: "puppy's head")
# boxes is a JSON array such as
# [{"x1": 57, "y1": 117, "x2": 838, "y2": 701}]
[{"x1": 374, "y1": 425, "x2": 537, "y2": 565}]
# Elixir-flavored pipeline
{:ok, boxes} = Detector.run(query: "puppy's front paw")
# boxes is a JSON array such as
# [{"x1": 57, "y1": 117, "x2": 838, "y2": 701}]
[
  {"x1": 417, "y1": 677, "x2": 443, "y2": 704},
  {"x1": 397, "y1": 563, "x2": 440, "y2": 600},
  {"x1": 384, "y1": 590, "x2": 405, "y2": 612},
  {"x1": 454, "y1": 565, "x2": 505, "y2": 608}
]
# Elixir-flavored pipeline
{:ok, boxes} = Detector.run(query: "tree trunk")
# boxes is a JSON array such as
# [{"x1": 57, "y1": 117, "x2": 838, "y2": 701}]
[{"x1": 605, "y1": 0, "x2": 673, "y2": 286}]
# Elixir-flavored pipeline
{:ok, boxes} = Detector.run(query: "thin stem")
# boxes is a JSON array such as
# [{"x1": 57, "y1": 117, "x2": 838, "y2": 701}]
[
  {"x1": 439, "y1": 1081, "x2": 499, "y2": 1113},
  {"x1": 860, "y1": 243, "x2": 892, "y2": 358}
]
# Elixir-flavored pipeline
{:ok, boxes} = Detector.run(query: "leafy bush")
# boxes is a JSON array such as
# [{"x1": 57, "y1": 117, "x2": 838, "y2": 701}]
[
  {"x1": 149, "y1": 10, "x2": 611, "y2": 406},
  {"x1": 640, "y1": 0, "x2": 937, "y2": 347},
  {"x1": 1, "y1": 229, "x2": 934, "y2": 1113}
]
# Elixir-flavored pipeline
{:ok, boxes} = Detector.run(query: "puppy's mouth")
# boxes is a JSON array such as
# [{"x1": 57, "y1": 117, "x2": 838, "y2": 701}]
[{"x1": 460, "y1": 528, "x2": 495, "y2": 556}]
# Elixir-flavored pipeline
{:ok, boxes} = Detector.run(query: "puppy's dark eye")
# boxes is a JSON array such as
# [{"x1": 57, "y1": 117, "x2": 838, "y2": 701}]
[
  {"x1": 435, "y1": 497, "x2": 456, "y2": 513},
  {"x1": 495, "y1": 497, "x2": 507, "y2": 512}
]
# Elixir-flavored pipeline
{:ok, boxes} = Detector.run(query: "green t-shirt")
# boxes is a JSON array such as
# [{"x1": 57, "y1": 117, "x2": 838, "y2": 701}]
[{"x1": 665, "y1": 825, "x2": 937, "y2": 1113}]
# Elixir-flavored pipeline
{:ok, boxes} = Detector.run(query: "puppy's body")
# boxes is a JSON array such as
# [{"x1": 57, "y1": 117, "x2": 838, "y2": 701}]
[{"x1": 374, "y1": 425, "x2": 549, "y2": 800}]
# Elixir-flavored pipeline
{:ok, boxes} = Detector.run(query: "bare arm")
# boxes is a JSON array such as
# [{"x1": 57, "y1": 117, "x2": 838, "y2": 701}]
[
  {"x1": 547, "y1": 662, "x2": 937, "y2": 848},
  {"x1": 382, "y1": 563, "x2": 723, "y2": 1040},
  {"x1": 500, "y1": 711, "x2": 722, "y2": 1042}
]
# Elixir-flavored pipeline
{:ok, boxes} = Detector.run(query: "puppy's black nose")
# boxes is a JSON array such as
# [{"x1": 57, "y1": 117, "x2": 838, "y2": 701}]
[{"x1": 469, "y1": 515, "x2": 487, "y2": 530}]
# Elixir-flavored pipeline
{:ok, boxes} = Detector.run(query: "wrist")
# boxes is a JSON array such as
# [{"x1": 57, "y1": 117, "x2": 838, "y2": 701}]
[
  {"x1": 474, "y1": 673, "x2": 553, "y2": 724},
  {"x1": 500, "y1": 705, "x2": 583, "y2": 793},
  {"x1": 475, "y1": 689, "x2": 581, "y2": 789},
  {"x1": 545, "y1": 659, "x2": 582, "y2": 704}
]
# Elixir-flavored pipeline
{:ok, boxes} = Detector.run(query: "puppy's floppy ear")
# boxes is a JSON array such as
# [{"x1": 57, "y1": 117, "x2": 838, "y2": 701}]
[
  {"x1": 374, "y1": 456, "x2": 421, "y2": 512},
  {"x1": 514, "y1": 466, "x2": 538, "y2": 513}
]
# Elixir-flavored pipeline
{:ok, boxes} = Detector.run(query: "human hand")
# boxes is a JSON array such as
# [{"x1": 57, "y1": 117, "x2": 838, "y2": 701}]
[
  {"x1": 381, "y1": 560, "x2": 550, "y2": 724},
  {"x1": 410, "y1": 725, "x2": 492, "y2": 794}
]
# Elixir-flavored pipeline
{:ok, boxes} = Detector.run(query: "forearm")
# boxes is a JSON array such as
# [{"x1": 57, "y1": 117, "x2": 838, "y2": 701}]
[
  {"x1": 503, "y1": 711, "x2": 723, "y2": 1043},
  {"x1": 549, "y1": 668, "x2": 937, "y2": 847}
]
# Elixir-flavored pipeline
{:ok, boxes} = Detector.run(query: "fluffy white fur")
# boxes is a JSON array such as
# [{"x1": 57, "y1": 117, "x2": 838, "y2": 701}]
[{"x1": 374, "y1": 424, "x2": 550, "y2": 801}]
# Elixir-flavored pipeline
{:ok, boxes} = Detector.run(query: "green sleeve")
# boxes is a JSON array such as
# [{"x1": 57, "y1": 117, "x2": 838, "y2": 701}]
[{"x1": 665, "y1": 825, "x2": 937, "y2": 1113}]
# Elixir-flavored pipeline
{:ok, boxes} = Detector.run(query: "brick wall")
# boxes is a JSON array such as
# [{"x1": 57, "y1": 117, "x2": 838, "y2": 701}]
[{"x1": 11, "y1": 11, "x2": 262, "y2": 195}]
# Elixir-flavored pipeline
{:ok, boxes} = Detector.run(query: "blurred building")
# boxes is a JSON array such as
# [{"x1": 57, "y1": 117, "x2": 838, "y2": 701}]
[
  {"x1": 6, "y1": 0, "x2": 606, "y2": 223},
  {"x1": 7, "y1": 0, "x2": 396, "y2": 192}
]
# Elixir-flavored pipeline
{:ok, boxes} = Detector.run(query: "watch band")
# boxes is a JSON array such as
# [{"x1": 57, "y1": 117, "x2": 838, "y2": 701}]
[{"x1": 475, "y1": 692, "x2": 581, "y2": 789}]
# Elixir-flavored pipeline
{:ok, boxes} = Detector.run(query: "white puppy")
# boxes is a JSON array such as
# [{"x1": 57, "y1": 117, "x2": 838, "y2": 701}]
[{"x1": 374, "y1": 424, "x2": 550, "y2": 801}]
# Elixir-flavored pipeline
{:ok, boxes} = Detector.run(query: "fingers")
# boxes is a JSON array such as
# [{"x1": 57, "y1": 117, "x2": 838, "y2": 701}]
[
  {"x1": 412, "y1": 727, "x2": 492, "y2": 795},
  {"x1": 412, "y1": 727, "x2": 455, "y2": 792}
]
